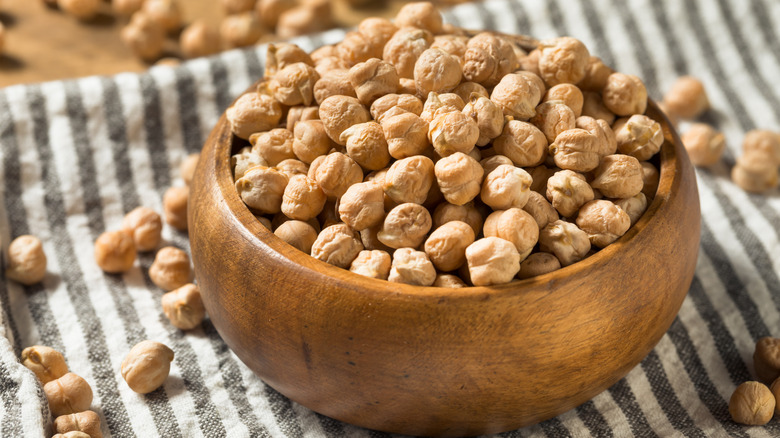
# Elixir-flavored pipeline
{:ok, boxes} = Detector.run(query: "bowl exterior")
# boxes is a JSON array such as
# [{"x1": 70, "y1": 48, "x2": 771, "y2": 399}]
[{"x1": 189, "y1": 102, "x2": 700, "y2": 436}]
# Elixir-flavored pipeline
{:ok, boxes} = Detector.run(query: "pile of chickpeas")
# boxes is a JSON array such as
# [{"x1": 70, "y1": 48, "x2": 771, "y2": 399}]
[
  {"x1": 227, "y1": 1, "x2": 664, "y2": 288},
  {"x1": 728, "y1": 337, "x2": 780, "y2": 426}
]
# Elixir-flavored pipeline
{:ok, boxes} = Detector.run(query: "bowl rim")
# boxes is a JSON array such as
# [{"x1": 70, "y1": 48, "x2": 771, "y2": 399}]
[{"x1": 212, "y1": 98, "x2": 680, "y2": 300}]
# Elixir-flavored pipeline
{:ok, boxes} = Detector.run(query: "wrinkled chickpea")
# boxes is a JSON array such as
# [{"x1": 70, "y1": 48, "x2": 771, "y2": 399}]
[
  {"x1": 453, "y1": 82, "x2": 488, "y2": 103},
  {"x1": 680, "y1": 124, "x2": 725, "y2": 167},
  {"x1": 492, "y1": 121, "x2": 546, "y2": 167},
  {"x1": 252, "y1": 128, "x2": 295, "y2": 166},
  {"x1": 539, "y1": 220, "x2": 591, "y2": 266},
  {"x1": 754, "y1": 337, "x2": 780, "y2": 384},
  {"x1": 424, "y1": 221, "x2": 475, "y2": 272},
  {"x1": 370, "y1": 94, "x2": 423, "y2": 123},
  {"x1": 575, "y1": 116, "x2": 617, "y2": 158},
  {"x1": 255, "y1": 0, "x2": 295, "y2": 28},
  {"x1": 742, "y1": 130, "x2": 780, "y2": 166},
  {"x1": 538, "y1": 37, "x2": 590, "y2": 86},
  {"x1": 641, "y1": 161, "x2": 660, "y2": 200},
  {"x1": 420, "y1": 92, "x2": 460, "y2": 123},
  {"x1": 383, "y1": 155, "x2": 435, "y2": 204},
  {"x1": 281, "y1": 175, "x2": 326, "y2": 221},
  {"x1": 483, "y1": 208, "x2": 539, "y2": 260},
  {"x1": 21, "y1": 345, "x2": 68, "y2": 384},
  {"x1": 292, "y1": 120, "x2": 333, "y2": 164},
  {"x1": 549, "y1": 128, "x2": 601, "y2": 172},
  {"x1": 236, "y1": 166, "x2": 288, "y2": 214},
  {"x1": 729, "y1": 381, "x2": 774, "y2": 426},
  {"x1": 518, "y1": 252, "x2": 561, "y2": 279},
  {"x1": 275, "y1": 220, "x2": 319, "y2": 254},
  {"x1": 432, "y1": 202, "x2": 483, "y2": 236},
  {"x1": 121, "y1": 12, "x2": 166, "y2": 61},
  {"x1": 480, "y1": 155, "x2": 513, "y2": 175},
  {"x1": 286, "y1": 105, "x2": 319, "y2": 131},
  {"x1": 275, "y1": 159, "x2": 309, "y2": 179},
  {"x1": 313, "y1": 70, "x2": 356, "y2": 105},
  {"x1": 491, "y1": 73, "x2": 542, "y2": 120},
  {"x1": 428, "y1": 110, "x2": 479, "y2": 157},
  {"x1": 311, "y1": 224, "x2": 363, "y2": 268},
  {"x1": 465, "y1": 237, "x2": 520, "y2": 286},
  {"x1": 226, "y1": 92, "x2": 282, "y2": 140},
  {"x1": 614, "y1": 115, "x2": 663, "y2": 162},
  {"x1": 44, "y1": 373, "x2": 93, "y2": 417},
  {"x1": 53, "y1": 412, "x2": 102, "y2": 438},
  {"x1": 462, "y1": 94, "x2": 504, "y2": 147},
  {"x1": 462, "y1": 33, "x2": 517, "y2": 87},
  {"x1": 518, "y1": 48, "x2": 541, "y2": 76},
  {"x1": 414, "y1": 48, "x2": 462, "y2": 96},
  {"x1": 52, "y1": 432, "x2": 92, "y2": 438},
  {"x1": 531, "y1": 100, "x2": 576, "y2": 144},
  {"x1": 732, "y1": 153, "x2": 780, "y2": 193},
  {"x1": 602, "y1": 73, "x2": 647, "y2": 116},
  {"x1": 161, "y1": 283, "x2": 206, "y2": 330},
  {"x1": 338, "y1": 182, "x2": 385, "y2": 231},
  {"x1": 94, "y1": 231, "x2": 136, "y2": 273},
  {"x1": 663, "y1": 76, "x2": 709, "y2": 120},
  {"x1": 575, "y1": 200, "x2": 631, "y2": 248},
  {"x1": 383, "y1": 27, "x2": 434, "y2": 79},
  {"x1": 149, "y1": 246, "x2": 191, "y2": 291},
  {"x1": 359, "y1": 225, "x2": 392, "y2": 252},
  {"x1": 481, "y1": 164, "x2": 532, "y2": 210},
  {"x1": 522, "y1": 191, "x2": 559, "y2": 229},
  {"x1": 121, "y1": 340, "x2": 174, "y2": 394},
  {"x1": 180, "y1": 20, "x2": 221, "y2": 59},
  {"x1": 395, "y1": 1, "x2": 443, "y2": 34},
  {"x1": 578, "y1": 56, "x2": 614, "y2": 92},
  {"x1": 348, "y1": 58, "x2": 400, "y2": 106},
  {"x1": 546, "y1": 170, "x2": 595, "y2": 218},
  {"x1": 121, "y1": 207, "x2": 162, "y2": 252},
  {"x1": 431, "y1": 35, "x2": 468, "y2": 64},
  {"x1": 309, "y1": 152, "x2": 363, "y2": 199},
  {"x1": 543, "y1": 84, "x2": 583, "y2": 117},
  {"x1": 434, "y1": 152, "x2": 483, "y2": 206},
  {"x1": 163, "y1": 186, "x2": 189, "y2": 231},
  {"x1": 337, "y1": 32, "x2": 383, "y2": 68},
  {"x1": 221, "y1": 12, "x2": 264, "y2": 48},
  {"x1": 6, "y1": 235, "x2": 47, "y2": 285},
  {"x1": 341, "y1": 121, "x2": 391, "y2": 171},
  {"x1": 377, "y1": 203, "x2": 432, "y2": 249},
  {"x1": 615, "y1": 192, "x2": 648, "y2": 226},
  {"x1": 358, "y1": 17, "x2": 398, "y2": 51},
  {"x1": 276, "y1": 1, "x2": 332, "y2": 39},
  {"x1": 388, "y1": 248, "x2": 436, "y2": 286},
  {"x1": 59, "y1": 0, "x2": 100, "y2": 20},
  {"x1": 318, "y1": 95, "x2": 371, "y2": 146},
  {"x1": 269, "y1": 63, "x2": 319, "y2": 107},
  {"x1": 142, "y1": 0, "x2": 181, "y2": 32},
  {"x1": 349, "y1": 250, "x2": 392, "y2": 280},
  {"x1": 528, "y1": 164, "x2": 556, "y2": 195},
  {"x1": 433, "y1": 273, "x2": 466, "y2": 288},
  {"x1": 581, "y1": 91, "x2": 615, "y2": 125},
  {"x1": 232, "y1": 148, "x2": 267, "y2": 180},
  {"x1": 590, "y1": 154, "x2": 643, "y2": 199}
]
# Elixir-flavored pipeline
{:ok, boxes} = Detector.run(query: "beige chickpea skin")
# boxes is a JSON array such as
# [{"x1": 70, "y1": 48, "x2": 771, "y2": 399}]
[
  {"x1": 52, "y1": 432, "x2": 92, "y2": 438},
  {"x1": 232, "y1": 148, "x2": 267, "y2": 180},
  {"x1": 226, "y1": 92, "x2": 282, "y2": 140},
  {"x1": 462, "y1": 94, "x2": 504, "y2": 147},
  {"x1": 578, "y1": 56, "x2": 614, "y2": 92},
  {"x1": 732, "y1": 153, "x2": 779, "y2": 193},
  {"x1": 252, "y1": 128, "x2": 296, "y2": 166},
  {"x1": 742, "y1": 130, "x2": 780, "y2": 166},
  {"x1": 575, "y1": 200, "x2": 631, "y2": 248},
  {"x1": 480, "y1": 155, "x2": 513, "y2": 176},
  {"x1": 94, "y1": 231, "x2": 136, "y2": 273},
  {"x1": 615, "y1": 192, "x2": 648, "y2": 226},
  {"x1": 180, "y1": 20, "x2": 221, "y2": 59},
  {"x1": 377, "y1": 203, "x2": 432, "y2": 249},
  {"x1": 6, "y1": 235, "x2": 47, "y2": 285},
  {"x1": 121, "y1": 12, "x2": 166, "y2": 61},
  {"x1": 309, "y1": 152, "x2": 363, "y2": 199},
  {"x1": 358, "y1": 17, "x2": 398, "y2": 50},
  {"x1": 276, "y1": 1, "x2": 333, "y2": 39},
  {"x1": 462, "y1": 33, "x2": 517, "y2": 87},
  {"x1": 370, "y1": 94, "x2": 423, "y2": 123},
  {"x1": 311, "y1": 224, "x2": 364, "y2": 268},
  {"x1": 236, "y1": 166, "x2": 288, "y2": 214},
  {"x1": 538, "y1": 37, "x2": 590, "y2": 86},
  {"x1": 424, "y1": 221, "x2": 475, "y2": 272},
  {"x1": 433, "y1": 274, "x2": 468, "y2": 288},
  {"x1": 270, "y1": 63, "x2": 320, "y2": 107},
  {"x1": 465, "y1": 237, "x2": 520, "y2": 286},
  {"x1": 590, "y1": 154, "x2": 643, "y2": 199},
  {"x1": 754, "y1": 337, "x2": 780, "y2": 384},
  {"x1": 383, "y1": 27, "x2": 434, "y2": 79},
  {"x1": 281, "y1": 175, "x2": 326, "y2": 221},
  {"x1": 528, "y1": 164, "x2": 557, "y2": 195},
  {"x1": 383, "y1": 156, "x2": 435, "y2": 205},
  {"x1": 663, "y1": 76, "x2": 709, "y2": 120},
  {"x1": 395, "y1": 1, "x2": 443, "y2": 34},
  {"x1": 575, "y1": 116, "x2": 617, "y2": 158},
  {"x1": 349, "y1": 250, "x2": 392, "y2": 280},
  {"x1": 255, "y1": 0, "x2": 296, "y2": 28},
  {"x1": 522, "y1": 191, "x2": 559, "y2": 229},
  {"x1": 341, "y1": 121, "x2": 391, "y2": 171},
  {"x1": 434, "y1": 152, "x2": 484, "y2": 206},
  {"x1": 53, "y1": 410, "x2": 102, "y2": 438},
  {"x1": 286, "y1": 105, "x2": 319, "y2": 131},
  {"x1": 162, "y1": 283, "x2": 206, "y2": 330},
  {"x1": 359, "y1": 225, "x2": 392, "y2": 252},
  {"x1": 113, "y1": 0, "x2": 145, "y2": 16},
  {"x1": 539, "y1": 220, "x2": 591, "y2": 267},
  {"x1": 142, "y1": 0, "x2": 182, "y2": 32},
  {"x1": 602, "y1": 73, "x2": 648, "y2": 116},
  {"x1": 490, "y1": 73, "x2": 542, "y2": 120},
  {"x1": 518, "y1": 48, "x2": 541, "y2": 76},
  {"x1": 581, "y1": 91, "x2": 615, "y2": 125},
  {"x1": 274, "y1": 220, "x2": 319, "y2": 254},
  {"x1": 431, "y1": 35, "x2": 468, "y2": 65},
  {"x1": 275, "y1": 159, "x2": 309, "y2": 179},
  {"x1": 121, "y1": 340, "x2": 174, "y2": 394},
  {"x1": 388, "y1": 248, "x2": 436, "y2": 286},
  {"x1": 453, "y1": 82, "x2": 489, "y2": 103},
  {"x1": 266, "y1": 43, "x2": 314, "y2": 76},
  {"x1": 21, "y1": 345, "x2": 68, "y2": 384},
  {"x1": 681, "y1": 124, "x2": 725, "y2": 167},
  {"x1": 318, "y1": 95, "x2": 371, "y2": 146},
  {"x1": 641, "y1": 161, "x2": 660, "y2": 200},
  {"x1": 518, "y1": 252, "x2": 562, "y2": 279},
  {"x1": 420, "y1": 92, "x2": 464, "y2": 123},
  {"x1": 149, "y1": 246, "x2": 191, "y2": 291},
  {"x1": 481, "y1": 164, "x2": 532, "y2": 210},
  {"x1": 337, "y1": 31, "x2": 383, "y2": 68},
  {"x1": 531, "y1": 100, "x2": 576, "y2": 144},
  {"x1": 414, "y1": 48, "x2": 462, "y2": 96},
  {"x1": 59, "y1": 0, "x2": 100, "y2": 20},
  {"x1": 433, "y1": 202, "x2": 483, "y2": 236},
  {"x1": 492, "y1": 121, "x2": 547, "y2": 168},
  {"x1": 292, "y1": 120, "x2": 334, "y2": 164},
  {"x1": 122, "y1": 206, "x2": 162, "y2": 252},
  {"x1": 313, "y1": 70, "x2": 356, "y2": 105},
  {"x1": 163, "y1": 186, "x2": 189, "y2": 231},
  {"x1": 381, "y1": 112, "x2": 431, "y2": 159},
  {"x1": 614, "y1": 115, "x2": 664, "y2": 162},
  {"x1": 549, "y1": 128, "x2": 601, "y2": 172},
  {"x1": 428, "y1": 110, "x2": 479, "y2": 157},
  {"x1": 546, "y1": 170, "x2": 595, "y2": 218},
  {"x1": 483, "y1": 208, "x2": 539, "y2": 260},
  {"x1": 543, "y1": 84, "x2": 584, "y2": 117},
  {"x1": 221, "y1": 12, "x2": 264, "y2": 48},
  {"x1": 338, "y1": 182, "x2": 386, "y2": 231},
  {"x1": 729, "y1": 381, "x2": 775, "y2": 426},
  {"x1": 44, "y1": 373, "x2": 93, "y2": 417},
  {"x1": 349, "y1": 58, "x2": 400, "y2": 106}
]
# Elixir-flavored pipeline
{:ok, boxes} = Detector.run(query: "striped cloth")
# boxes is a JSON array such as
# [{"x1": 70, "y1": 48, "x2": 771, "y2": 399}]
[{"x1": 2, "y1": 0, "x2": 780, "y2": 436}]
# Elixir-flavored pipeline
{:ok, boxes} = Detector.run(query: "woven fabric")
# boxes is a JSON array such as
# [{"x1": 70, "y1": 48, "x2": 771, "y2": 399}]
[{"x1": 2, "y1": 0, "x2": 780, "y2": 436}]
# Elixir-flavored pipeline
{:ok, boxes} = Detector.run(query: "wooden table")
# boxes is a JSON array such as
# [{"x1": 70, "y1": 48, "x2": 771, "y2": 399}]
[{"x1": 0, "y1": 0, "x2": 406, "y2": 88}]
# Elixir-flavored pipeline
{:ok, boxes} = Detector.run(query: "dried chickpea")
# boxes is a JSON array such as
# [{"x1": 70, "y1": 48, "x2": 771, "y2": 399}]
[
  {"x1": 142, "y1": 0, "x2": 181, "y2": 32},
  {"x1": 309, "y1": 152, "x2": 363, "y2": 199},
  {"x1": 581, "y1": 91, "x2": 615, "y2": 125},
  {"x1": 94, "y1": 231, "x2": 136, "y2": 273},
  {"x1": 318, "y1": 95, "x2": 371, "y2": 145},
  {"x1": 377, "y1": 203, "x2": 432, "y2": 249},
  {"x1": 590, "y1": 154, "x2": 643, "y2": 199},
  {"x1": 754, "y1": 337, "x2": 780, "y2": 384},
  {"x1": 578, "y1": 56, "x2": 614, "y2": 92},
  {"x1": 465, "y1": 237, "x2": 520, "y2": 286},
  {"x1": 491, "y1": 73, "x2": 543, "y2": 120},
  {"x1": 729, "y1": 381, "x2": 774, "y2": 426},
  {"x1": 313, "y1": 70, "x2": 356, "y2": 105},
  {"x1": 269, "y1": 63, "x2": 319, "y2": 107},
  {"x1": 311, "y1": 224, "x2": 363, "y2": 268},
  {"x1": 522, "y1": 191, "x2": 559, "y2": 229},
  {"x1": 434, "y1": 152, "x2": 483, "y2": 206},
  {"x1": 549, "y1": 128, "x2": 601, "y2": 172},
  {"x1": 681, "y1": 124, "x2": 725, "y2": 167},
  {"x1": 615, "y1": 192, "x2": 648, "y2": 226},
  {"x1": 481, "y1": 164, "x2": 532, "y2": 210},
  {"x1": 121, "y1": 12, "x2": 166, "y2": 61},
  {"x1": 602, "y1": 73, "x2": 647, "y2": 116},
  {"x1": 546, "y1": 169, "x2": 595, "y2": 218},
  {"x1": 180, "y1": 20, "x2": 221, "y2": 59},
  {"x1": 340, "y1": 122, "x2": 391, "y2": 171},
  {"x1": 462, "y1": 33, "x2": 517, "y2": 87},
  {"x1": 53, "y1": 411, "x2": 102, "y2": 438},
  {"x1": 121, "y1": 340, "x2": 174, "y2": 394},
  {"x1": 59, "y1": 0, "x2": 100, "y2": 20},
  {"x1": 518, "y1": 252, "x2": 561, "y2": 279},
  {"x1": 539, "y1": 220, "x2": 591, "y2": 266},
  {"x1": 531, "y1": 100, "x2": 576, "y2": 144},
  {"x1": 424, "y1": 221, "x2": 475, "y2": 271},
  {"x1": 236, "y1": 166, "x2": 288, "y2": 213},
  {"x1": 462, "y1": 94, "x2": 504, "y2": 147},
  {"x1": 575, "y1": 200, "x2": 631, "y2": 248},
  {"x1": 543, "y1": 84, "x2": 584, "y2": 117},
  {"x1": 420, "y1": 92, "x2": 460, "y2": 123},
  {"x1": 274, "y1": 220, "x2": 319, "y2": 254},
  {"x1": 428, "y1": 110, "x2": 479, "y2": 157},
  {"x1": 359, "y1": 225, "x2": 392, "y2": 252},
  {"x1": 338, "y1": 182, "x2": 385, "y2": 231},
  {"x1": 383, "y1": 27, "x2": 434, "y2": 79},
  {"x1": 21, "y1": 345, "x2": 68, "y2": 384},
  {"x1": 433, "y1": 274, "x2": 467, "y2": 288},
  {"x1": 6, "y1": 235, "x2": 47, "y2": 285},
  {"x1": 431, "y1": 35, "x2": 468, "y2": 64},
  {"x1": 614, "y1": 115, "x2": 663, "y2": 162},
  {"x1": 52, "y1": 432, "x2": 91, "y2": 438},
  {"x1": 161, "y1": 283, "x2": 206, "y2": 330},
  {"x1": 44, "y1": 373, "x2": 93, "y2": 417},
  {"x1": 121, "y1": 207, "x2": 162, "y2": 252},
  {"x1": 232, "y1": 148, "x2": 267, "y2": 179},
  {"x1": 358, "y1": 17, "x2": 398, "y2": 50},
  {"x1": 222, "y1": 13, "x2": 263, "y2": 48},
  {"x1": 349, "y1": 250, "x2": 391, "y2": 280},
  {"x1": 742, "y1": 130, "x2": 780, "y2": 166},
  {"x1": 528, "y1": 164, "x2": 556, "y2": 194},
  {"x1": 663, "y1": 76, "x2": 709, "y2": 120},
  {"x1": 113, "y1": 0, "x2": 144, "y2": 16},
  {"x1": 266, "y1": 43, "x2": 314, "y2": 78},
  {"x1": 286, "y1": 105, "x2": 319, "y2": 131},
  {"x1": 538, "y1": 37, "x2": 590, "y2": 86},
  {"x1": 281, "y1": 175, "x2": 326, "y2": 221},
  {"x1": 180, "y1": 153, "x2": 200, "y2": 186},
  {"x1": 388, "y1": 248, "x2": 436, "y2": 286},
  {"x1": 453, "y1": 82, "x2": 488, "y2": 103},
  {"x1": 252, "y1": 128, "x2": 295, "y2": 166},
  {"x1": 575, "y1": 116, "x2": 617, "y2": 158},
  {"x1": 732, "y1": 153, "x2": 779, "y2": 193},
  {"x1": 432, "y1": 202, "x2": 483, "y2": 236},
  {"x1": 271, "y1": 213, "x2": 320, "y2": 234},
  {"x1": 255, "y1": 0, "x2": 295, "y2": 28},
  {"x1": 226, "y1": 92, "x2": 282, "y2": 140},
  {"x1": 395, "y1": 2, "x2": 443, "y2": 34},
  {"x1": 370, "y1": 94, "x2": 423, "y2": 123},
  {"x1": 480, "y1": 155, "x2": 514, "y2": 176},
  {"x1": 275, "y1": 158, "x2": 309, "y2": 179},
  {"x1": 492, "y1": 120, "x2": 547, "y2": 167},
  {"x1": 414, "y1": 48, "x2": 462, "y2": 96},
  {"x1": 641, "y1": 161, "x2": 660, "y2": 200},
  {"x1": 483, "y1": 208, "x2": 538, "y2": 260},
  {"x1": 383, "y1": 155, "x2": 435, "y2": 205},
  {"x1": 292, "y1": 120, "x2": 333, "y2": 164},
  {"x1": 163, "y1": 186, "x2": 189, "y2": 231},
  {"x1": 276, "y1": 1, "x2": 332, "y2": 38},
  {"x1": 337, "y1": 32, "x2": 383, "y2": 68},
  {"x1": 149, "y1": 246, "x2": 190, "y2": 291}
]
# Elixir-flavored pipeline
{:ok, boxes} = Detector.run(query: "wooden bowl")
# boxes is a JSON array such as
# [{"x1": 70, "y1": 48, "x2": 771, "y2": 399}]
[{"x1": 189, "y1": 99, "x2": 700, "y2": 436}]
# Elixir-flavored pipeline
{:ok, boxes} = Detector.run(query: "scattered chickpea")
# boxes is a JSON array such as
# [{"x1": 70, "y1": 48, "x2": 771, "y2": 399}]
[
  {"x1": 663, "y1": 76, "x2": 709, "y2": 120},
  {"x1": 483, "y1": 208, "x2": 539, "y2": 260},
  {"x1": 180, "y1": 20, "x2": 221, "y2": 59},
  {"x1": 383, "y1": 155, "x2": 435, "y2": 205},
  {"x1": 433, "y1": 274, "x2": 467, "y2": 288},
  {"x1": 602, "y1": 73, "x2": 647, "y2": 116},
  {"x1": 286, "y1": 105, "x2": 319, "y2": 132},
  {"x1": 318, "y1": 95, "x2": 371, "y2": 145},
  {"x1": 21, "y1": 345, "x2": 68, "y2": 384},
  {"x1": 274, "y1": 220, "x2": 319, "y2": 254},
  {"x1": 729, "y1": 381, "x2": 775, "y2": 426},
  {"x1": 434, "y1": 152, "x2": 483, "y2": 206},
  {"x1": 269, "y1": 63, "x2": 320, "y2": 107},
  {"x1": 121, "y1": 12, "x2": 166, "y2": 61},
  {"x1": 491, "y1": 73, "x2": 542, "y2": 120},
  {"x1": 575, "y1": 200, "x2": 631, "y2": 248},
  {"x1": 539, "y1": 220, "x2": 591, "y2": 267},
  {"x1": 754, "y1": 337, "x2": 780, "y2": 384},
  {"x1": 518, "y1": 252, "x2": 561, "y2": 279},
  {"x1": 377, "y1": 112, "x2": 431, "y2": 160},
  {"x1": 590, "y1": 154, "x2": 643, "y2": 199},
  {"x1": 280, "y1": 175, "x2": 326, "y2": 221},
  {"x1": 348, "y1": 58, "x2": 400, "y2": 107},
  {"x1": 337, "y1": 32, "x2": 383, "y2": 68},
  {"x1": 349, "y1": 249, "x2": 391, "y2": 280},
  {"x1": 546, "y1": 170, "x2": 595, "y2": 218},
  {"x1": 395, "y1": 1, "x2": 443, "y2": 35},
  {"x1": 578, "y1": 56, "x2": 614, "y2": 92},
  {"x1": 44, "y1": 373, "x2": 93, "y2": 417},
  {"x1": 432, "y1": 202, "x2": 483, "y2": 236},
  {"x1": 53, "y1": 410, "x2": 102, "y2": 438},
  {"x1": 121, "y1": 207, "x2": 162, "y2": 253},
  {"x1": 388, "y1": 248, "x2": 436, "y2": 286},
  {"x1": 453, "y1": 82, "x2": 488, "y2": 103},
  {"x1": 522, "y1": 191, "x2": 559, "y2": 229},
  {"x1": 543, "y1": 84, "x2": 584, "y2": 117},
  {"x1": 538, "y1": 37, "x2": 590, "y2": 86},
  {"x1": 94, "y1": 230, "x2": 136, "y2": 273},
  {"x1": 226, "y1": 92, "x2": 282, "y2": 140},
  {"x1": 313, "y1": 69, "x2": 356, "y2": 105},
  {"x1": 121, "y1": 340, "x2": 174, "y2": 394},
  {"x1": 149, "y1": 246, "x2": 191, "y2": 291},
  {"x1": 161, "y1": 283, "x2": 206, "y2": 330},
  {"x1": 462, "y1": 33, "x2": 517, "y2": 87},
  {"x1": 615, "y1": 192, "x2": 648, "y2": 226},
  {"x1": 377, "y1": 203, "x2": 432, "y2": 249},
  {"x1": 581, "y1": 91, "x2": 615, "y2": 125},
  {"x1": 465, "y1": 237, "x2": 520, "y2": 286},
  {"x1": 255, "y1": 0, "x2": 296, "y2": 29},
  {"x1": 679, "y1": 123, "x2": 725, "y2": 167},
  {"x1": 275, "y1": 159, "x2": 309, "y2": 179},
  {"x1": 382, "y1": 26, "x2": 434, "y2": 79},
  {"x1": 5, "y1": 235, "x2": 47, "y2": 285},
  {"x1": 59, "y1": 0, "x2": 101, "y2": 20},
  {"x1": 481, "y1": 164, "x2": 532, "y2": 210},
  {"x1": 163, "y1": 185, "x2": 189, "y2": 231},
  {"x1": 733, "y1": 154, "x2": 779, "y2": 193},
  {"x1": 480, "y1": 155, "x2": 513, "y2": 176},
  {"x1": 221, "y1": 12, "x2": 264, "y2": 48},
  {"x1": 112, "y1": 0, "x2": 145, "y2": 16},
  {"x1": 424, "y1": 221, "x2": 475, "y2": 272},
  {"x1": 614, "y1": 115, "x2": 664, "y2": 162},
  {"x1": 531, "y1": 101, "x2": 576, "y2": 144},
  {"x1": 309, "y1": 152, "x2": 363, "y2": 199},
  {"x1": 311, "y1": 224, "x2": 363, "y2": 268},
  {"x1": 292, "y1": 120, "x2": 332, "y2": 164},
  {"x1": 742, "y1": 130, "x2": 780, "y2": 166}
]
